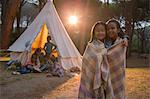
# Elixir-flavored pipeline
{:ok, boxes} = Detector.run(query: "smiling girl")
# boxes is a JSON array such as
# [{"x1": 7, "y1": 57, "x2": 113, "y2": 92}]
[{"x1": 78, "y1": 21, "x2": 114, "y2": 99}]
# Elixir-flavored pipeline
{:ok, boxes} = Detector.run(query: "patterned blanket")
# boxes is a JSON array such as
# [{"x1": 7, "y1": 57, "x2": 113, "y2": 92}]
[
  {"x1": 78, "y1": 39, "x2": 126, "y2": 99},
  {"x1": 78, "y1": 40, "x2": 114, "y2": 99},
  {"x1": 107, "y1": 40, "x2": 126, "y2": 99}
]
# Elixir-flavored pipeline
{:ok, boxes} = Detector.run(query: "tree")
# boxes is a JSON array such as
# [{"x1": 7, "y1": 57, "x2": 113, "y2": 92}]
[
  {"x1": 0, "y1": 0, "x2": 21, "y2": 49},
  {"x1": 39, "y1": 0, "x2": 47, "y2": 10},
  {"x1": 0, "y1": 0, "x2": 7, "y2": 25},
  {"x1": 16, "y1": 0, "x2": 26, "y2": 35},
  {"x1": 0, "y1": 0, "x2": 48, "y2": 49},
  {"x1": 112, "y1": 0, "x2": 150, "y2": 56}
]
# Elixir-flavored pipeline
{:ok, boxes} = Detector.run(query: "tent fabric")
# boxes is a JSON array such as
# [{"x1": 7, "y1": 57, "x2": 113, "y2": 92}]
[
  {"x1": 32, "y1": 24, "x2": 48, "y2": 50},
  {"x1": 8, "y1": 0, "x2": 82, "y2": 70}
]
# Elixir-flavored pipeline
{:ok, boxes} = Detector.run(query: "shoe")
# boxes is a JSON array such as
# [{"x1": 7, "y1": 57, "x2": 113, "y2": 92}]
[{"x1": 12, "y1": 71, "x2": 20, "y2": 75}]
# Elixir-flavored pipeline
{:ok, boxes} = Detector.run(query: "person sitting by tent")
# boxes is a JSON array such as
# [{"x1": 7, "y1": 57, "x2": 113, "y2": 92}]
[
  {"x1": 39, "y1": 52, "x2": 50, "y2": 72},
  {"x1": 44, "y1": 35, "x2": 57, "y2": 58},
  {"x1": 31, "y1": 48, "x2": 42, "y2": 72},
  {"x1": 51, "y1": 60, "x2": 64, "y2": 77},
  {"x1": 46, "y1": 55, "x2": 64, "y2": 77},
  {"x1": 31, "y1": 48, "x2": 53, "y2": 72},
  {"x1": 12, "y1": 48, "x2": 49, "y2": 75}
]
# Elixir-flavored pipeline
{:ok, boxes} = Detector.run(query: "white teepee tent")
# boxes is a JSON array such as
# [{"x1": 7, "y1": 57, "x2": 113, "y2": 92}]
[{"x1": 8, "y1": 0, "x2": 82, "y2": 70}]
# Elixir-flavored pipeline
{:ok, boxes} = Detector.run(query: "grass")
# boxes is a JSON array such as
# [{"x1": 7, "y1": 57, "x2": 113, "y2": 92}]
[
  {"x1": 0, "y1": 62, "x2": 150, "y2": 98},
  {"x1": 126, "y1": 68, "x2": 150, "y2": 99}
]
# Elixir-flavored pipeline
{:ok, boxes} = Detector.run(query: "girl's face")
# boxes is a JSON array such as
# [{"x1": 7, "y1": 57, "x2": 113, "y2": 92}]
[
  {"x1": 94, "y1": 24, "x2": 106, "y2": 41},
  {"x1": 107, "y1": 22, "x2": 120, "y2": 40}
]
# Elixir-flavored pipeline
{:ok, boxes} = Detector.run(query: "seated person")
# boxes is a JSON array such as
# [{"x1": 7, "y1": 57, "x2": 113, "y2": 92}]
[
  {"x1": 12, "y1": 49, "x2": 43, "y2": 74},
  {"x1": 31, "y1": 48, "x2": 42, "y2": 72},
  {"x1": 39, "y1": 52, "x2": 50, "y2": 72},
  {"x1": 51, "y1": 61, "x2": 64, "y2": 77},
  {"x1": 47, "y1": 56, "x2": 64, "y2": 77}
]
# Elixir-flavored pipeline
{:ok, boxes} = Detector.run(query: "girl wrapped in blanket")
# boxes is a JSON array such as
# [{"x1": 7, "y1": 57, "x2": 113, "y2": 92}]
[
  {"x1": 78, "y1": 21, "x2": 114, "y2": 99},
  {"x1": 106, "y1": 19, "x2": 128, "y2": 99}
]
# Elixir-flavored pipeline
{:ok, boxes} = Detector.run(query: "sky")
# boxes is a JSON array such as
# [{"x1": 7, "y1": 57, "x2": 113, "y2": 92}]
[{"x1": 100, "y1": 0, "x2": 113, "y2": 3}]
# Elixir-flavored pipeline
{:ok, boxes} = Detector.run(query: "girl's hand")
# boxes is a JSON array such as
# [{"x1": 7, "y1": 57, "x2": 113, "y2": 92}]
[{"x1": 122, "y1": 38, "x2": 128, "y2": 47}]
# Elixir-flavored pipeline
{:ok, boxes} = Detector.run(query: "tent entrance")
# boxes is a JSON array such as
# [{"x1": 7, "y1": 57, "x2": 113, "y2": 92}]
[
  {"x1": 32, "y1": 24, "x2": 48, "y2": 51},
  {"x1": 31, "y1": 24, "x2": 58, "y2": 57}
]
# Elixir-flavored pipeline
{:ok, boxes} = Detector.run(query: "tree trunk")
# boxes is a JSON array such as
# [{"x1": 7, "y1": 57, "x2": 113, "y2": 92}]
[
  {"x1": 0, "y1": 0, "x2": 7, "y2": 40},
  {"x1": 1, "y1": 0, "x2": 7, "y2": 25},
  {"x1": 125, "y1": 18, "x2": 132, "y2": 57},
  {"x1": 107, "y1": 0, "x2": 109, "y2": 5},
  {"x1": 124, "y1": 1, "x2": 133, "y2": 57},
  {"x1": 39, "y1": 0, "x2": 47, "y2": 10},
  {"x1": 140, "y1": 31, "x2": 144, "y2": 53},
  {"x1": 139, "y1": 27, "x2": 146, "y2": 54},
  {"x1": 16, "y1": 0, "x2": 25, "y2": 35},
  {"x1": 0, "y1": 0, "x2": 20, "y2": 49},
  {"x1": 16, "y1": 6, "x2": 21, "y2": 35}
]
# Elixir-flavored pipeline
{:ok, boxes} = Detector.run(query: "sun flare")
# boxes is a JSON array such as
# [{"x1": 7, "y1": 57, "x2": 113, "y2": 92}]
[{"x1": 69, "y1": 16, "x2": 78, "y2": 25}]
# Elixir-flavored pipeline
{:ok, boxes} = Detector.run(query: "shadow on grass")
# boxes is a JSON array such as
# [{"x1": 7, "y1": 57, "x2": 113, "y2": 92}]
[{"x1": 0, "y1": 61, "x2": 75, "y2": 99}]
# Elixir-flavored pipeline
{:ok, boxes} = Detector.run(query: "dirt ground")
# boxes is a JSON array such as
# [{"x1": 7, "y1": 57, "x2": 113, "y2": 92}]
[
  {"x1": 127, "y1": 53, "x2": 150, "y2": 67},
  {"x1": 0, "y1": 55, "x2": 150, "y2": 99}
]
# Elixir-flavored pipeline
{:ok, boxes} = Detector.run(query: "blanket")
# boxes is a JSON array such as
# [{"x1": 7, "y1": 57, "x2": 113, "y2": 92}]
[
  {"x1": 78, "y1": 40, "x2": 114, "y2": 99},
  {"x1": 107, "y1": 39, "x2": 126, "y2": 99}
]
